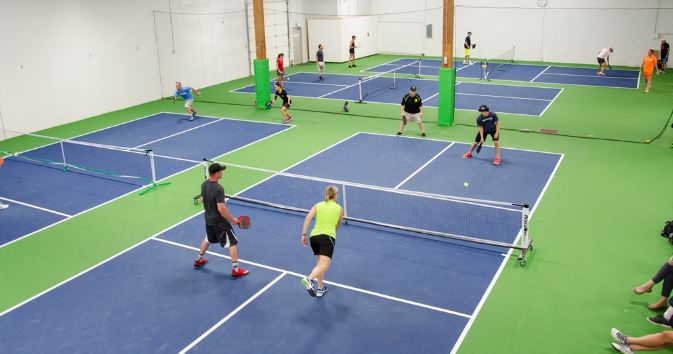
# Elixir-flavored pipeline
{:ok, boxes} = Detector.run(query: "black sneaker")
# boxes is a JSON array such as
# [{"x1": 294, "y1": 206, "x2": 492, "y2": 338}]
[
  {"x1": 421, "y1": 132, "x2": 426, "y2": 137},
  {"x1": 352, "y1": 64, "x2": 357, "y2": 67},
  {"x1": 316, "y1": 285, "x2": 329, "y2": 298},
  {"x1": 396, "y1": 131, "x2": 402, "y2": 136},
  {"x1": 348, "y1": 65, "x2": 352, "y2": 68},
  {"x1": 647, "y1": 315, "x2": 673, "y2": 328}
]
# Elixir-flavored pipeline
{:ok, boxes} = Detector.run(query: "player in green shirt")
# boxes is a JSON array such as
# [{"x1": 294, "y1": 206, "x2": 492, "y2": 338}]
[{"x1": 300, "y1": 186, "x2": 344, "y2": 297}]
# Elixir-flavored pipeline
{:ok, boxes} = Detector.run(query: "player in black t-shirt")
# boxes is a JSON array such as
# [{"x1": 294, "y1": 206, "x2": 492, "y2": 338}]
[
  {"x1": 462, "y1": 104, "x2": 501, "y2": 165},
  {"x1": 463, "y1": 32, "x2": 474, "y2": 65},
  {"x1": 661, "y1": 40, "x2": 670, "y2": 73},
  {"x1": 316, "y1": 44, "x2": 325, "y2": 81},
  {"x1": 194, "y1": 163, "x2": 249, "y2": 277},
  {"x1": 397, "y1": 85, "x2": 426, "y2": 137},
  {"x1": 272, "y1": 82, "x2": 293, "y2": 124},
  {"x1": 348, "y1": 35, "x2": 357, "y2": 68}
]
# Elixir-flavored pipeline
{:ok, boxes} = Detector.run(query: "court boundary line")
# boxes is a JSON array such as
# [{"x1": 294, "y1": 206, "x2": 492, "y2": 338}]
[
  {"x1": 0, "y1": 118, "x2": 295, "y2": 249},
  {"x1": 357, "y1": 132, "x2": 563, "y2": 157},
  {"x1": 530, "y1": 66, "x2": 551, "y2": 82},
  {"x1": 449, "y1": 153, "x2": 565, "y2": 354},
  {"x1": 394, "y1": 143, "x2": 455, "y2": 189},
  {"x1": 131, "y1": 118, "x2": 224, "y2": 149},
  {"x1": 379, "y1": 58, "x2": 640, "y2": 89},
  {"x1": 457, "y1": 92, "x2": 554, "y2": 102},
  {"x1": 177, "y1": 272, "x2": 288, "y2": 354},
  {"x1": 153, "y1": 237, "x2": 472, "y2": 319},
  {"x1": 388, "y1": 57, "x2": 640, "y2": 74},
  {"x1": 0, "y1": 197, "x2": 72, "y2": 217},
  {"x1": 538, "y1": 88, "x2": 564, "y2": 117},
  {"x1": 538, "y1": 72, "x2": 639, "y2": 80},
  {"x1": 230, "y1": 77, "x2": 551, "y2": 118},
  {"x1": 0, "y1": 132, "x2": 361, "y2": 314}
]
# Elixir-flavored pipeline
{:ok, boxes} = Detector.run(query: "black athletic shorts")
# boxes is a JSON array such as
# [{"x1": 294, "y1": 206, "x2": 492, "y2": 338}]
[
  {"x1": 349, "y1": 48, "x2": 355, "y2": 54},
  {"x1": 277, "y1": 70, "x2": 284, "y2": 76},
  {"x1": 475, "y1": 131, "x2": 498, "y2": 143},
  {"x1": 282, "y1": 102, "x2": 291, "y2": 109},
  {"x1": 597, "y1": 57, "x2": 606, "y2": 64},
  {"x1": 310, "y1": 234, "x2": 336, "y2": 258},
  {"x1": 205, "y1": 224, "x2": 238, "y2": 248}
]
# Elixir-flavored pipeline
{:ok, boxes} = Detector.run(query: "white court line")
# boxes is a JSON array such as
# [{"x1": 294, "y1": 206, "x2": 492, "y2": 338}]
[
  {"x1": 153, "y1": 237, "x2": 471, "y2": 319},
  {"x1": 0, "y1": 116, "x2": 295, "y2": 249},
  {"x1": 0, "y1": 216, "x2": 197, "y2": 317},
  {"x1": 530, "y1": 66, "x2": 551, "y2": 82},
  {"x1": 358, "y1": 132, "x2": 563, "y2": 157},
  {"x1": 539, "y1": 88, "x2": 564, "y2": 117},
  {"x1": 394, "y1": 143, "x2": 454, "y2": 189},
  {"x1": 0, "y1": 131, "x2": 361, "y2": 315},
  {"x1": 449, "y1": 153, "x2": 565, "y2": 354},
  {"x1": 283, "y1": 81, "x2": 349, "y2": 88},
  {"x1": 456, "y1": 92, "x2": 553, "y2": 102},
  {"x1": 177, "y1": 272, "x2": 287, "y2": 354},
  {"x1": 132, "y1": 118, "x2": 223, "y2": 149},
  {"x1": 456, "y1": 62, "x2": 475, "y2": 72},
  {"x1": 540, "y1": 72, "x2": 639, "y2": 80},
  {"x1": 0, "y1": 197, "x2": 71, "y2": 217},
  {"x1": 424, "y1": 92, "x2": 440, "y2": 101}
]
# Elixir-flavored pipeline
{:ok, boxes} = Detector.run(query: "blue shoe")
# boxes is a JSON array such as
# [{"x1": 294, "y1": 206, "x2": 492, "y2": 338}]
[{"x1": 300, "y1": 276, "x2": 316, "y2": 297}]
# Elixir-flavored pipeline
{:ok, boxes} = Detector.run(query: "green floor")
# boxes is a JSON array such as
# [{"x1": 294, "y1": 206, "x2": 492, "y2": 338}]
[{"x1": 2, "y1": 55, "x2": 673, "y2": 353}]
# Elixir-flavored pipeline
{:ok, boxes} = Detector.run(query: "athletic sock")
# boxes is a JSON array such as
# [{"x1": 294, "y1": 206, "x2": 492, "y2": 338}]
[
  {"x1": 664, "y1": 306, "x2": 673, "y2": 321},
  {"x1": 232, "y1": 261, "x2": 239, "y2": 271},
  {"x1": 196, "y1": 253, "x2": 204, "y2": 261}
]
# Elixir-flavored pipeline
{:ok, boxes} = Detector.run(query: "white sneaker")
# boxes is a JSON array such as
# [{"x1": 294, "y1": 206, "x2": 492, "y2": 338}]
[
  {"x1": 611, "y1": 343, "x2": 632, "y2": 354},
  {"x1": 611, "y1": 328, "x2": 627, "y2": 345},
  {"x1": 0, "y1": 202, "x2": 8, "y2": 210}
]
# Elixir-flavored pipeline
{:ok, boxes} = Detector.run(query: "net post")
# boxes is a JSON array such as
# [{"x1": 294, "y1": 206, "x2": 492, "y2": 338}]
[
  {"x1": 59, "y1": 141, "x2": 68, "y2": 172},
  {"x1": 517, "y1": 204, "x2": 532, "y2": 265},
  {"x1": 357, "y1": 78, "x2": 364, "y2": 103},
  {"x1": 417, "y1": 58, "x2": 422, "y2": 78},
  {"x1": 342, "y1": 183, "x2": 348, "y2": 218},
  {"x1": 437, "y1": 67, "x2": 456, "y2": 126},
  {"x1": 148, "y1": 150, "x2": 157, "y2": 183},
  {"x1": 139, "y1": 149, "x2": 171, "y2": 196},
  {"x1": 202, "y1": 159, "x2": 210, "y2": 180},
  {"x1": 393, "y1": 66, "x2": 397, "y2": 89}
]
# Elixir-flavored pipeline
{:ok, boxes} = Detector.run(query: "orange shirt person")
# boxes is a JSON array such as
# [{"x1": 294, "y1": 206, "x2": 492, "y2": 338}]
[{"x1": 641, "y1": 49, "x2": 660, "y2": 93}]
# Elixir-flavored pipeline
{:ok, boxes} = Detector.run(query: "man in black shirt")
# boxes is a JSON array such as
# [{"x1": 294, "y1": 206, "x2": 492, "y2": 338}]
[
  {"x1": 316, "y1": 44, "x2": 325, "y2": 81},
  {"x1": 397, "y1": 85, "x2": 426, "y2": 137},
  {"x1": 463, "y1": 32, "x2": 474, "y2": 65},
  {"x1": 194, "y1": 162, "x2": 249, "y2": 278},
  {"x1": 462, "y1": 104, "x2": 501, "y2": 165},
  {"x1": 272, "y1": 82, "x2": 293, "y2": 124},
  {"x1": 662, "y1": 40, "x2": 669, "y2": 73}
]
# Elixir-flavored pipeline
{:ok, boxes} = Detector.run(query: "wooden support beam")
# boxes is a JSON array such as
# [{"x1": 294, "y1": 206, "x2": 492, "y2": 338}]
[
  {"x1": 253, "y1": 0, "x2": 267, "y2": 59},
  {"x1": 442, "y1": 0, "x2": 454, "y2": 68}
]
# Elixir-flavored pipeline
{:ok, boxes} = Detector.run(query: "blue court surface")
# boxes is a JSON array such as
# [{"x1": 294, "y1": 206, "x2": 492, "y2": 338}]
[
  {"x1": 0, "y1": 132, "x2": 563, "y2": 353},
  {"x1": 234, "y1": 72, "x2": 562, "y2": 116},
  {"x1": 368, "y1": 58, "x2": 640, "y2": 89},
  {"x1": 0, "y1": 113, "x2": 291, "y2": 247}
]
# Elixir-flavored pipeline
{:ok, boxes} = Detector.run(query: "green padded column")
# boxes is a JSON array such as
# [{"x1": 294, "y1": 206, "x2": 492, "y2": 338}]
[
  {"x1": 437, "y1": 67, "x2": 456, "y2": 126},
  {"x1": 253, "y1": 59, "x2": 271, "y2": 108}
]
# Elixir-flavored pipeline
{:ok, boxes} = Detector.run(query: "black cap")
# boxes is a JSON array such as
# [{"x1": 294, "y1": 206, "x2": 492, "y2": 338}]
[
  {"x1": 478, "y1": 104, "x2": 489, "y2": 112},
  {"x1": 208, "y1": 162, "x2": 226, "y2": 175},
  {"x1": 409, "y1": 85, "x2": 417, "y2": 92}
]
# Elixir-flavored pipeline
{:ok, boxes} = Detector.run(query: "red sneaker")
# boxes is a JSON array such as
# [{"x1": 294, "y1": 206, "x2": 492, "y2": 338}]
[
  {"x1": 493, "y1": 156, "x2": 501, "y2": 165},
  {"x1": 231, "y1": 267, "x2": 249, "y2": 278},
  {"x1": 462, "y1": 152, "x2": 472, "y2": 159},
  {"x1": 194, "y1": 258, "x2": 208, "y2": 268}
]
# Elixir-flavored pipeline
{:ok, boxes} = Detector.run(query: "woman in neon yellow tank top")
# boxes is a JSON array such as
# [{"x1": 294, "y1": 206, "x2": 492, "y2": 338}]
[{"x1": 300, "y1": 185, "x2": 344, "y2": 297}]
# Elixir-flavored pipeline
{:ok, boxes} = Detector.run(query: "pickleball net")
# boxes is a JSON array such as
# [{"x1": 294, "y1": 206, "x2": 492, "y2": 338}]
[
  {"x1": 358, "y1": 59, "x2": 422, "y2": 103},
  {"x1": 482, "y1": 46, "x2": 516, "y2": 81},
  {"x1": 202, "y1": 161, "x2": 532, "y2": 264},
  {"x1": 0, "y1": 129, "x2": 170, "y2": 195}
]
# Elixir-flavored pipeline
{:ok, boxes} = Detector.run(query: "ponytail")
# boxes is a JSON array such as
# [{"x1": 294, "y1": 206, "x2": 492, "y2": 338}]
[{"x1": 324, "y1": 185, "x2": 338, "y2": 202}]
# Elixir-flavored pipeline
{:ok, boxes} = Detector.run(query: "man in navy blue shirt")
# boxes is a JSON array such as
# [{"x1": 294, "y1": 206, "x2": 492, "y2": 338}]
[
  {"x1": 172, "y1": 81, "x2": 200, "y2": 121},
  {"x1": 462, "y1": 104, "x2": 501, "y2": 165}
]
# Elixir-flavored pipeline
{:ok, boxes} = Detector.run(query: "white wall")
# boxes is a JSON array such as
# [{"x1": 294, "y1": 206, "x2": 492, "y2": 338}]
[
  {"x1": 308, "y1": 16, "x2": 378, "y2": 62},
  {"x1": 0, "y1": 0, "x2": 167, "y2": 136},
  {"x1": 372, "y1": 0, "x2": 673, "y2": 66}
]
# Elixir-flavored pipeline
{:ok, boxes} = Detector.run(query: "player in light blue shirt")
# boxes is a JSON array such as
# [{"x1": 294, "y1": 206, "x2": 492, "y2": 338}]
[{"x1": 172, "y1": 81, "x2": 200, "y2": 121}]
